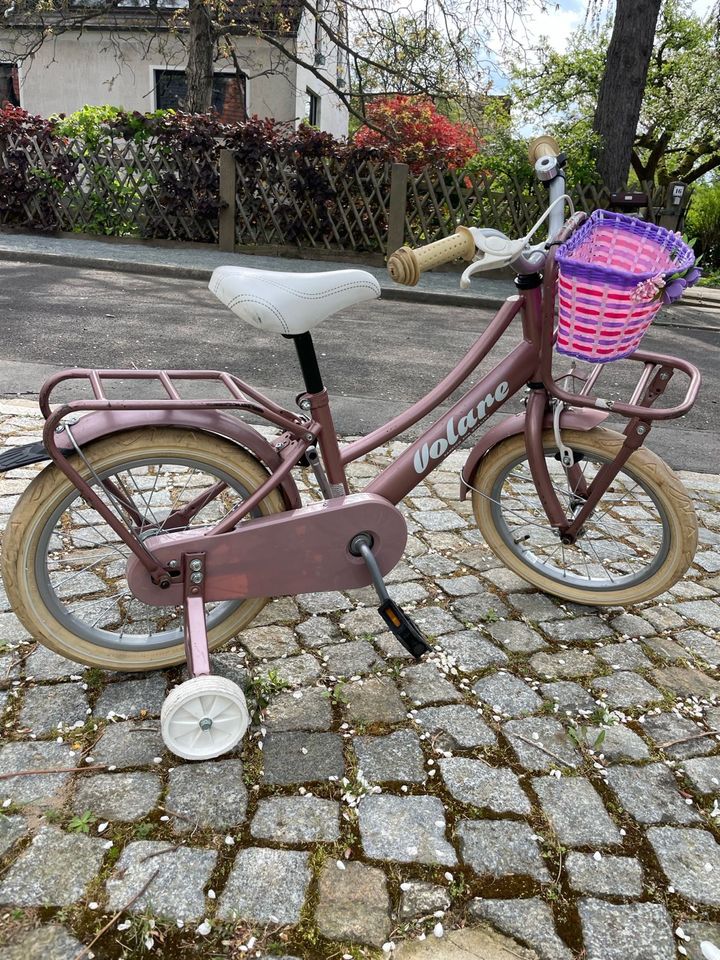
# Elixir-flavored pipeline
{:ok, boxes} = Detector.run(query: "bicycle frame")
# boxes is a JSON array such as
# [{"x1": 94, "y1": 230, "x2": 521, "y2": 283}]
[
  {"x1": 1, "y1": 134, "x2": 705, "y2": 744},
  {"x1": 36, "y1": 232, "x2": 700, "y2": 600}
]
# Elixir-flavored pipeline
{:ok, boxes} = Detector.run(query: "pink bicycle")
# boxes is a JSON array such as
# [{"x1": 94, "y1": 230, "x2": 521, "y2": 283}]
[{"x1": 0, "y1": 136, "x2": 701, "y2": 760}]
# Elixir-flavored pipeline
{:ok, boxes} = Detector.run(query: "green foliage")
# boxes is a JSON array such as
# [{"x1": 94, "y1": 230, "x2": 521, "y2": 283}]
[
  {"x1": 463, "y1": 124, "x2": 533, "y2": 190},
  {"x1": 117, "y1": 911, "x2": 167, "y2": 954},
  {"x1": 686, "y1": 177, "x2": 720, "y2": 269},
  {"x1": 55, "y1": 105, "x2": 172, "y2": 148},
  {"x1": 77, "y1": 171, "x2": 151, "y2": 237},
  {"x1": 698, "y1": 268, "x2": 720, "y2": 288},
  {"x1": 53, "y1": 106, "x2": 159, "y2": 236},
  {"x1": 249, "y1": 668, "x2": 291, "y2": 714},
  {"x1": 637, "y1": 1, "x2": 720, "y2": 185},
  {"x1": 54, "y1": 105, "x2": 123, "y2": 149},
  {"x1": 83, "y1": 666, "x2": 105, "y2": 690},
  {"x1": 322, "y1": 680, "x2": 349, "y2": 705},
  {"x1": 351, "y1": 11, "x2": 486, "y2": 111},
  {"x1": 589, "y1": 705, "x2": 617, "y2": 727},
  {"x1": 67, "y1": 810, "x2": 95, "y2": 834},
  {"x1": 567, "y1": 724, "x2": 605, "y2": 750}
]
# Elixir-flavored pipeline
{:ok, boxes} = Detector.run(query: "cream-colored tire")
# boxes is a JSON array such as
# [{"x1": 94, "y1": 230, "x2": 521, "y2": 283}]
[
  {"x1": 2, "y1": 427, "x2": 285, "y2": 670},
  {"x1": 471, "y1": 427, "x2": 697, "y2": 607}
]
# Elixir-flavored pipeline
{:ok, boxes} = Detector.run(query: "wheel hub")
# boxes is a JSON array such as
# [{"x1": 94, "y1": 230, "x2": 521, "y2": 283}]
[
  {"x1": 199, "y1": 717, "x2": 213, "y2": 731},
  {"x1": 137, "y1": 526, "x2": 162, "y2": 541}
]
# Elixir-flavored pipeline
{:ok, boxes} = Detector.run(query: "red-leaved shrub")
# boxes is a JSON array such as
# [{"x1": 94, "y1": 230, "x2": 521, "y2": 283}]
[{"x1": 354, "y1": 96, "x2": 480, "y2": 172}]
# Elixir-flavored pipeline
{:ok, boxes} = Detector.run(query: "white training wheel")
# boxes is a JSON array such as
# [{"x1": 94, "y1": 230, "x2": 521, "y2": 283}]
[{"x1": 160, "y1": 675, "x2": 250, "y2": 761}]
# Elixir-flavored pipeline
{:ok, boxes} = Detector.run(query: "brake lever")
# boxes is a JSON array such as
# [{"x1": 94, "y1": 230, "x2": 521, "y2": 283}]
[{"x1": 460, "y1": 229, "x2": 528, "y2": 288}]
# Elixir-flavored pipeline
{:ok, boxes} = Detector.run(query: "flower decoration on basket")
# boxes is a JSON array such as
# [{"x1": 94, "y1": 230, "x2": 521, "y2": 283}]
[
  {"x1": 631, "y1": 263, "x2": 702, "y2": 306},
  {"x1": 555, "y1": 211, "x2": 699, "y2": 363}
]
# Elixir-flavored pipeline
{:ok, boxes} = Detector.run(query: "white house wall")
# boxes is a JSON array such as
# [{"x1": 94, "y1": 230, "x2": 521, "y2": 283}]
[
  {"x1": 294, "y1": 6, "x2": 347, "y2": 138},
  {"x1": 2, "y1": 25, "x2": 348, "y2": 134}
]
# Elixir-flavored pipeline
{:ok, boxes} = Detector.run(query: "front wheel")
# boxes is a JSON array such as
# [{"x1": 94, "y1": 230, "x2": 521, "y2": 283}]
[
  {"x1": 2, "y1": 427, "x2": 286, "y2": 671},
  {"x1": 470, "y1": 427, "x2": 697, "y2": 607}
]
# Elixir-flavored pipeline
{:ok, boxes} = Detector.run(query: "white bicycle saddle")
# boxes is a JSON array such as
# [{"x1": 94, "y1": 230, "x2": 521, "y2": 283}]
[{"x1": 209, "y1": 265, "x2": 381, "y2": 335}]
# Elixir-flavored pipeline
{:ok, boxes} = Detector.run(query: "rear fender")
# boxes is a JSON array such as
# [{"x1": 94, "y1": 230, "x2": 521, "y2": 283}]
[
  {"x1": 459, "y1": 408, "x2": 609, "y2": 501},
  {"x1": 0, "y1": 410, "x2": 302, "y2": 510}
]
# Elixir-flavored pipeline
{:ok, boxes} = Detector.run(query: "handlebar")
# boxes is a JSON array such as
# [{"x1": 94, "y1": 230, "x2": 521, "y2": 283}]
[
  {"x1": 387, "y1": 133, "x2": 572, "y2": 288},
  {"x1": 387, "y1": 226, "x2": 475, "y2": 287}
]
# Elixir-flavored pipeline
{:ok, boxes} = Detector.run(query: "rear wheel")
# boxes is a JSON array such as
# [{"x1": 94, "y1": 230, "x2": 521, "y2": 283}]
[
  {"x1": 470, "y1": 427, "x2": 697, "y2": 606},
  {"x1": 2, "y1": 427, "x2": 286, "y2": 670}
]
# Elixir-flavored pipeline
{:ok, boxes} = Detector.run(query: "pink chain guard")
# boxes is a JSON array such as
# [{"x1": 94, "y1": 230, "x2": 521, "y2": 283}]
[{"x1": 126, "y1": 493, "x2": 407, "y2": 605}]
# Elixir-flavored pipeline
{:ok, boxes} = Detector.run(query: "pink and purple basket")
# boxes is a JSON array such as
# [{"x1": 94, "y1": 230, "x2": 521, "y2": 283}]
[{"x1": 554, "y1": 209, "x2": 697, "y2": 363}]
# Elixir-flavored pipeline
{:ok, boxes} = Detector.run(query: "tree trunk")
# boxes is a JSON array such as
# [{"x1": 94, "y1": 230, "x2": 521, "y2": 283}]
[
  {"x1": 185, "y1": 0, "x2": 214, "y2": 113},
  {"x1": 593, "y1": 0, "x2": 663, "y2": 190}
]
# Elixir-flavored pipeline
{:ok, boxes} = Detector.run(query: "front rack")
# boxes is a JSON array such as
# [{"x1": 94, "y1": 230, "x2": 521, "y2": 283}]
[
  {"x1": 540, "y1": 250, "x2": 702, "y2": 421},
  {"x1": 547, "y1": 349, "x2": 702, "y2": 420}
]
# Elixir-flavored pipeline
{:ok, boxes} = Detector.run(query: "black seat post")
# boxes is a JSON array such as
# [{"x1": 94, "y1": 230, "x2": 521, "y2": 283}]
[{"x1": 284, "y1": 332, "x2": 324, "y2": 394}]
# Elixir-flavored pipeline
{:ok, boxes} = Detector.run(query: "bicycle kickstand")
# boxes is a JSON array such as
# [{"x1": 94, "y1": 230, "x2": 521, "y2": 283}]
[{"x1": 349, "y1": 534, "x2": 431, "y2": 661}]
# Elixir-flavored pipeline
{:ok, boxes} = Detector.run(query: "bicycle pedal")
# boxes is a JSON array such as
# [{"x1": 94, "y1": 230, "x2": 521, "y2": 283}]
[{"x1": 378, "y1": 599, "x2": 431, "y2": 661}]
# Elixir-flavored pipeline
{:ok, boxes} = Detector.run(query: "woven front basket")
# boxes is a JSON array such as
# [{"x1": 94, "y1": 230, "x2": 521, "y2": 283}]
[{"x1": 555, "y1": 209, "x2": 696, "y2": 363}]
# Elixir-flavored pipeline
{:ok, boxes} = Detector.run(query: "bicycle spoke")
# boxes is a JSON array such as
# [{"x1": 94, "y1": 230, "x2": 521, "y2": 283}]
[
  {"x1": 145, "y1": 464, "x2": 164, "y2": 520},
  {"x1": 589, "y1": 480, "x2": 644, "y2": 528},
  {"x1": 87, "y1": 589, "x2": 132, "y2": 628},
  {"x1": 158, "y1": 467, "x2": 197, "y2": 531},
  {"x1": 584, "y1": 535, "x2": 616, "y2": 583},
  {"x1": 51, "y1": 554, "x2": 111, "y2": 589},
  {"x1": 119, "y1": 469, "x2": 161, "y2": 529},
  {"x1": 66, "y1": 529, "x2": 128, "y2": 559},
  {"x1": 468, "y1": 483, "x2": 561, "y2": 533}
]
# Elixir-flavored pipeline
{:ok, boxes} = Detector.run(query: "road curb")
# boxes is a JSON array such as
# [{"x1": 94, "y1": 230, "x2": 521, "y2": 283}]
[{"x1": 0, "y1": 248, "x2": 212, "y2": 282}]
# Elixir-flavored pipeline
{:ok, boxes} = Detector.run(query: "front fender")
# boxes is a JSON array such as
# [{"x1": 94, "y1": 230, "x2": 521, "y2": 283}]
[
  {"x1": 459, "y1": 408, "x2": 609, "y2": 501},
  {"x1": 52, "y1": 409, "x2": 303, "y2": 510}
]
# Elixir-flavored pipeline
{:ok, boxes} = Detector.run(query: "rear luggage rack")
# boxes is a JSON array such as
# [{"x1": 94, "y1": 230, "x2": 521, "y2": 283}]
[{"x1": 39, "y1": 368, "x2": 308, "y2": 434}]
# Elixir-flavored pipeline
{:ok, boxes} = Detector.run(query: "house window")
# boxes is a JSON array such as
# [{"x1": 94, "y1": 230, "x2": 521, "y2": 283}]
[
  {"x1": 306, "y1": 89, "x2": 321, "y2": 126},
  {"x1": 0, "y1": 64, "x2": 20, "y2": 107},
  {"x1": 154, "y1": 69, "x2": 246, "y2": 124}
]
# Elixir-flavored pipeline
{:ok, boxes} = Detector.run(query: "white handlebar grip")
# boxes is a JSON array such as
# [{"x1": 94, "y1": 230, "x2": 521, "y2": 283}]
[
  {"x1": 528, "y1": 135, "x2": 561, "y2": 164},
  {"x1": 387, "y1": 227, "x2": 476, "y2": 286}
]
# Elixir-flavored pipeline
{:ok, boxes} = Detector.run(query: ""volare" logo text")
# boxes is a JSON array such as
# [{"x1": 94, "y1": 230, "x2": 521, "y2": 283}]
[{"x1": 413, "y1": 381, "x2": 509, "y2": 474}]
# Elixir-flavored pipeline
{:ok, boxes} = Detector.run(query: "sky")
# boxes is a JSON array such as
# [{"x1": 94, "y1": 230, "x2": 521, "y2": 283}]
[{"x1": 530, "y1": 0, "x2": 716, "y2": 54}]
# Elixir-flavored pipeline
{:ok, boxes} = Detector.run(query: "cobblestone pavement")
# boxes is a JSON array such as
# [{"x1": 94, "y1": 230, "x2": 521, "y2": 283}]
[{"x1": 0, "y1": 398, "x2": 719, "y2": 960}]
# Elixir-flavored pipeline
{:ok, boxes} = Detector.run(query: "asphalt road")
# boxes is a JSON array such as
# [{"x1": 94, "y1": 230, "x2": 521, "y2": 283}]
[{"x1": 0, "y1": 260, "x2": 718, "y2": 473}]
